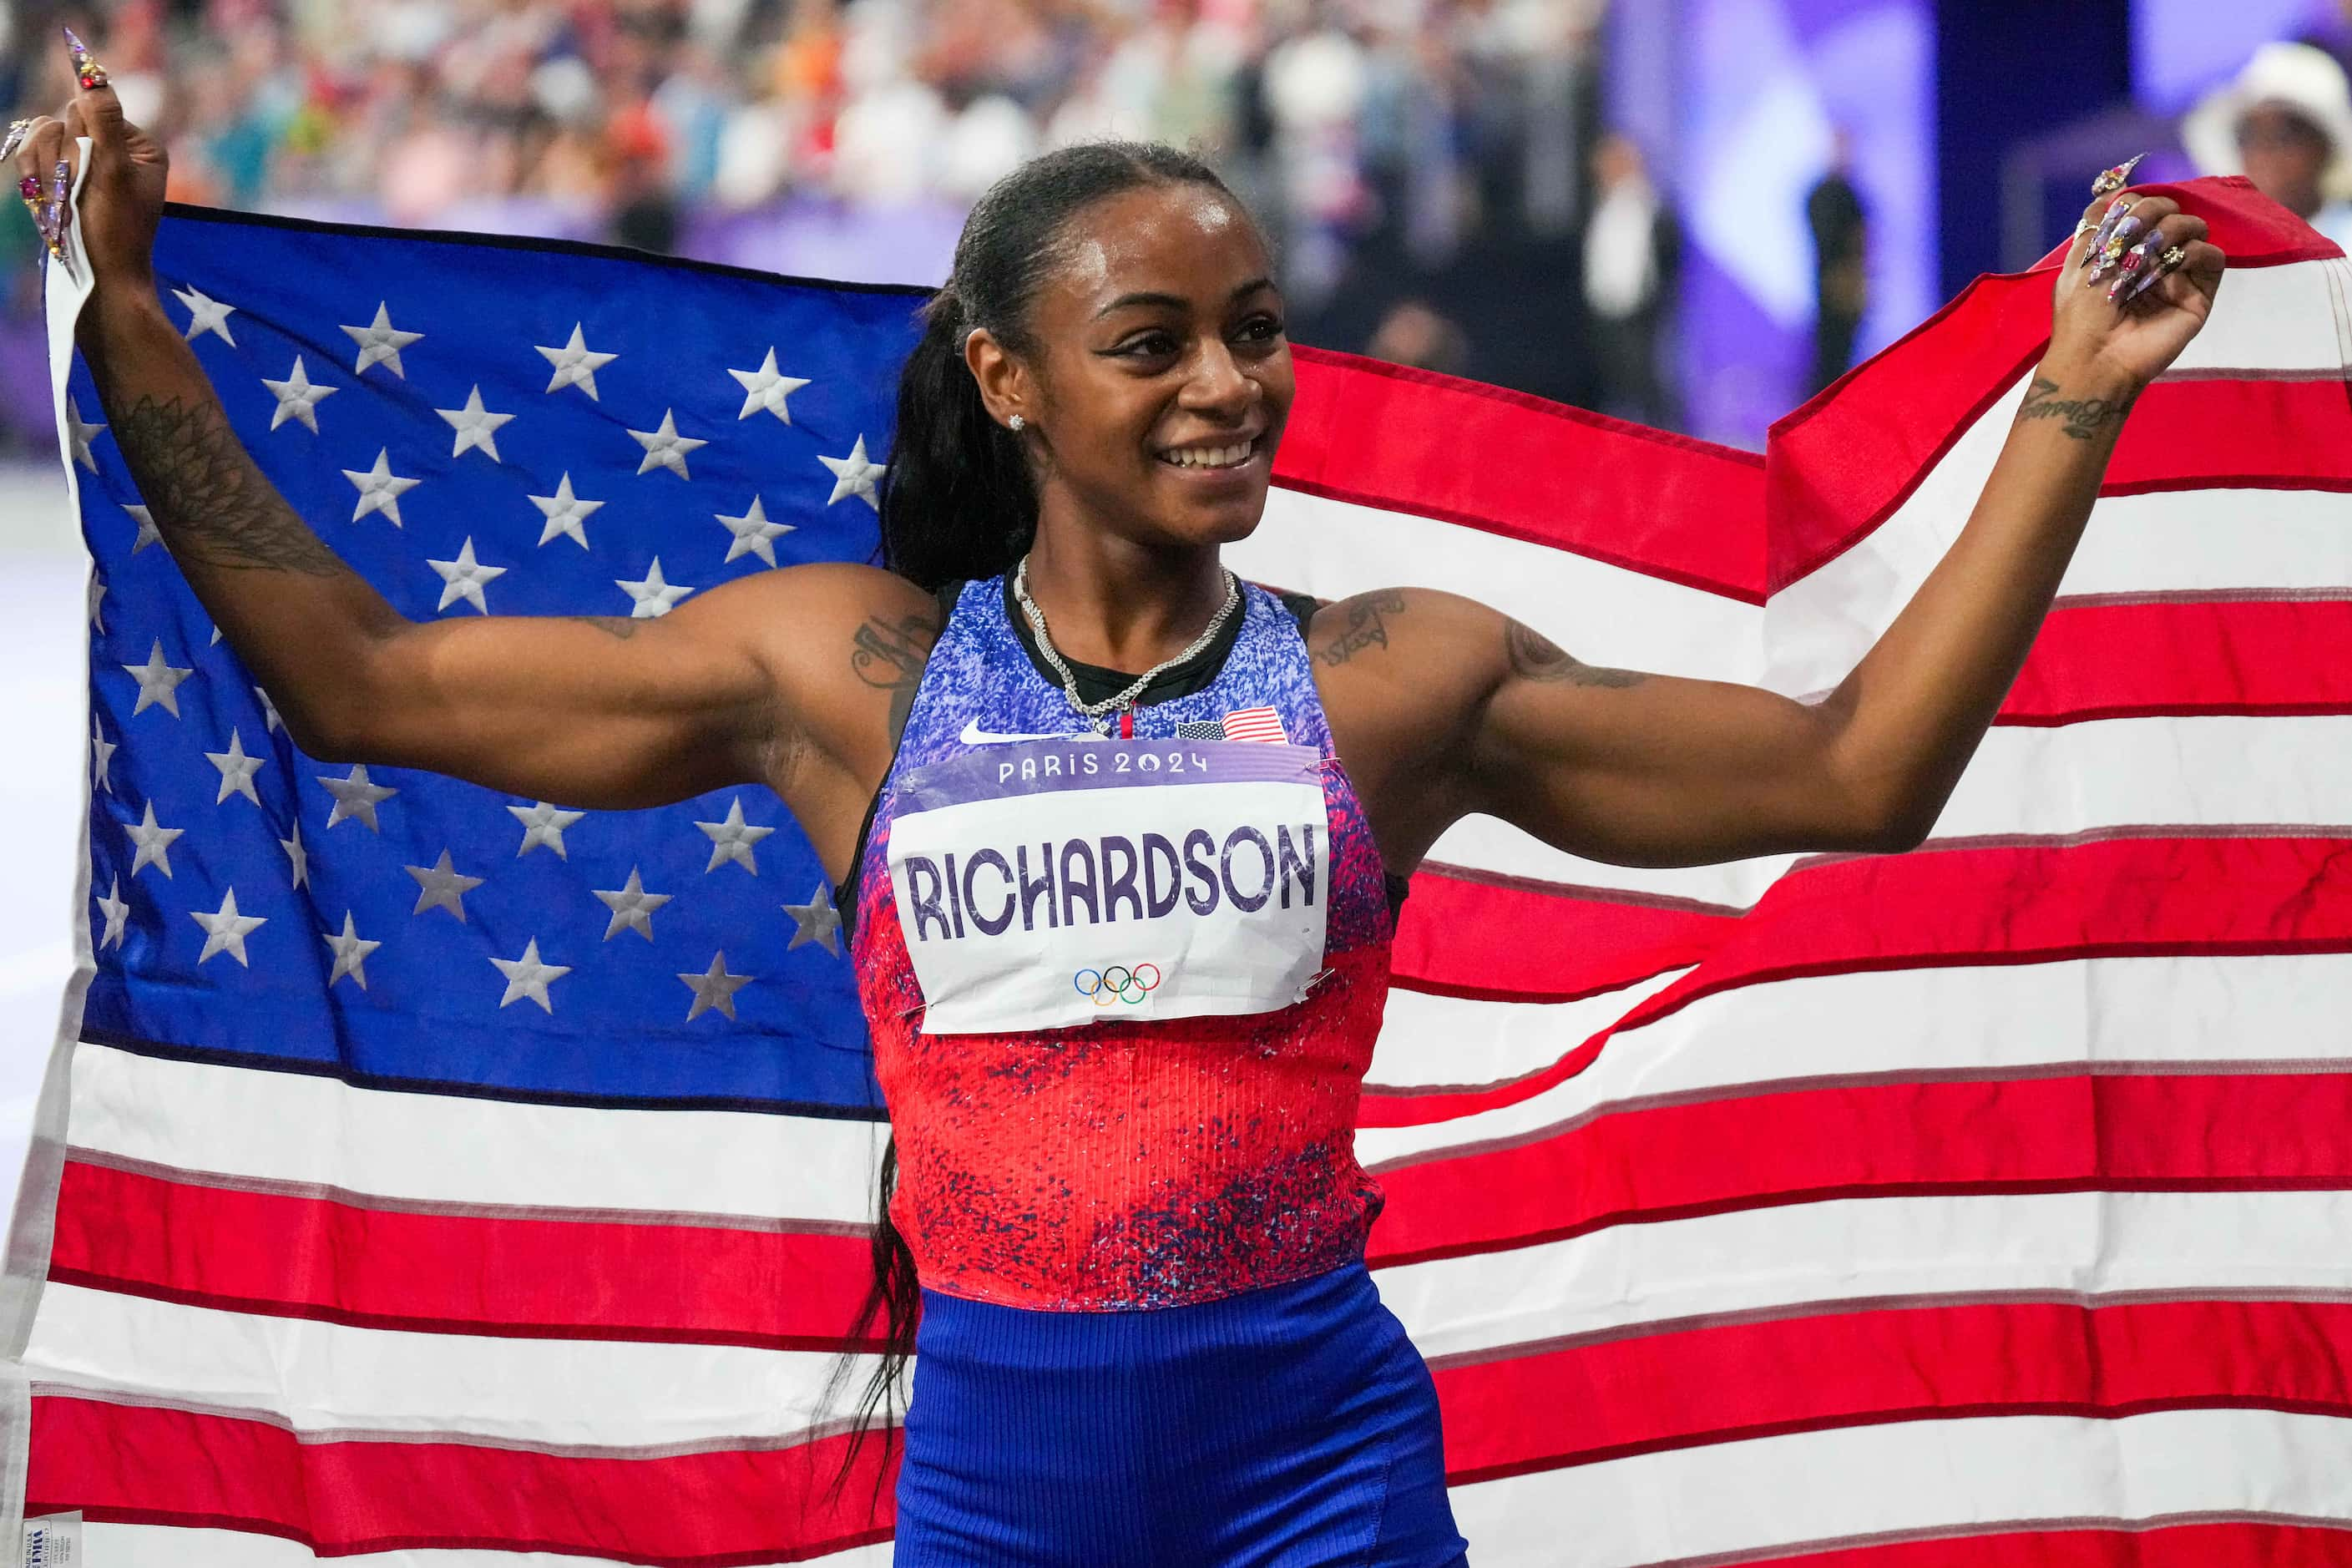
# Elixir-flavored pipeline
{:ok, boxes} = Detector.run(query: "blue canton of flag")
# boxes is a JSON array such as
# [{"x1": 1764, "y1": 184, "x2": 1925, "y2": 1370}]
[{"x1": 73, "y1": 207, "x2": 927, "y2": 1116}]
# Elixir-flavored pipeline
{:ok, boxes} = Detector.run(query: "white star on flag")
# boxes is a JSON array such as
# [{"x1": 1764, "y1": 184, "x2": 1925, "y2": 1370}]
[
  {"x1": 716, "y1": 495, "x2": 792, "y2": 566},
  {"x1": 91, "y1": 718, "x2": 116, "y2": 794},
  {"x1": 66, "y1": 397, "x2": 104, "y2": 472},
  {"x1": 279, "y1": 819, "x2": 309, "y2": 890},
  {"x1": 172, "y1": 284, "x2": 237, "y2": 346},
  {"x1": 319, "y1": 764, "x2": 398, "y2": 831},
  {"x1": 124, "y1": 503, "x2": 160, "y2": 554},
  {"x1": 728, "y1": 348, "x2": 811, "y2": 422},
  {"x1": 205, "y1": 728, "x2": 266, "y2": 806},
  {"x1": 190, "y1": 888, "x2": 267, "y2": 967},
  {"x1": 678, "y1": 952, "x2": 755, "y2": 1021},
  {"x1": 343, "y1": 448, "x2": 421, "y2": 527},
  {"x1": 322, "y1": 911, "x2": 382, "y2": 989},
  {"x1": 406, "y1": 849, "x2": 484, "y2": 920},
  {"x1": 628, "y1": 409, "x2": 707, "y2": 479},
  {"x1": 695, "y1": 797, "x2": 775, "y2": 874},
  {"x1": 254, "y1": 685, "x2": 284, "y2": 735},
  {"x1": 427, "y1": 537, "x2": 508, "y2": 615},
  {"x1": 490, "y1": 938, "x2": 570, "y2": 1013},
  {"x1": 437, "y1": 385, "x2": 516, "y2": 462},
  {"x1": 781, "y1": 885, "x2": 842, "y2": 955},
  {"x1": 260, "y1": 355, "x2": 338, "y2": 433},
  {"x1": 87, "y1": 573, "x2": 106, "y2": 633},
  {"x1": 124, "y1": 801, "x2": 184, "y2": 878},
  {"x1": 592, "y1": 867, "x2": 671, "y2": 941},
  {"x1": 122, "y1": 639, "x2": 194, "y2": 717},
  {"x1": 94, "y1": 874, "x2": 129, "y2": 951},
  {"x1": 508, "y1": 801, "x2": 586, "y2": 858},
  {"x1": 616, "y1": 557, "x2": 694, "y2": 619},
  {"x1": 536, "y1": 324, "x2": 617, "y2": 400},
  {"x1": 341, "y1": 301, "x2": 422, "y2": 377},
  {"x1": 818, "y1": 434, "x2": 885, "y2": 508},
  {"x1": 528, "y1": 473, "x2": 604, "y2": 549}
]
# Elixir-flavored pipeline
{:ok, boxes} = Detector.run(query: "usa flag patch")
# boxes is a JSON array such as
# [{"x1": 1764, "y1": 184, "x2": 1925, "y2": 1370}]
[{"x1": 1221, "y1": 706, "x2": 1288, "y2": 745}]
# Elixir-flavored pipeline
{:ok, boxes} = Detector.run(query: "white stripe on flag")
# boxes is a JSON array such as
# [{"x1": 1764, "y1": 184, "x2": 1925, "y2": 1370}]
[{"x1": 1447, "y1": 1409, "x2": 2352, "y2": 1568}]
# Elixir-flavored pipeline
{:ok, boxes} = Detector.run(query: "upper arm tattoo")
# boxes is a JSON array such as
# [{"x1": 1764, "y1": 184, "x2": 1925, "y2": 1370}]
[
  {"x1": 852, "y1": 612, "x2": 941, "y2": 743},
  {"x1": 566, "y1": 615, "x2": 643, "y2": 640},
  {"x1": 1505, "y1": 620, "x2": 1647, "y2": 688},
  {"x1": 104, "y1": 392, "x2": 348, "y2": 577},
  {"x1": 1313, "y1": 590, "x2": 1406, "y2": 667}
]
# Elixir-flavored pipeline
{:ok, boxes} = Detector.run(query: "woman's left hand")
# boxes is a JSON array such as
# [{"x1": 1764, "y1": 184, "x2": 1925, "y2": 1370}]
[{"x1": 2048, "y1": 188, "x2": 2227, "y2": 391}]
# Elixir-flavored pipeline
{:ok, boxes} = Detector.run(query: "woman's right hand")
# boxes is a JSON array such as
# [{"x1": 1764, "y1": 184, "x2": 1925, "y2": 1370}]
[{"x1": 16, "y1": 38, "x2": 170, "y2": 312}]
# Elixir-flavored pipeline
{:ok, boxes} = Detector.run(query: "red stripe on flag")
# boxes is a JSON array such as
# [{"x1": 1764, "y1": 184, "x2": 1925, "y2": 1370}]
[
  {"x1": 1378, "y1": 833, "x2": 2352, "y2": 1118},
  {"x1": 1389, "y1": 864, "x2": 1734, "y2": 1006},
  {"x1": 1367, "y1": 1070, "x2": 2352, "y2": 1269},
  {"x1": 2103, "y1": 378, "x2": 2352, "y2": 499},
  {"x1": 28, "y1": 1393, "x2": 897, "y2": 1566},
  {"x1": 1437, "y1": 1296, "x2": 2352, "y2": 1482},
  {"x1": 1767, "y1": 179, "x2": 2339, "y2": 591},
  {"x1": 2005, "y1": 599, "x2": 2352, "y2": 726},
  {"x1": 1281, "y1": 346, "x2": 1770, "y2": 603},
  {"x1": 51, "y1": 1160, "x2": 880, "y2": 1350}
]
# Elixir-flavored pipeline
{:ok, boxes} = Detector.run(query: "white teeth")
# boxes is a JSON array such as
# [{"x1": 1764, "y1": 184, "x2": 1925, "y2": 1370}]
[{"x1": 1163, "y1": 440, "x2": 1253, "y2": 468}]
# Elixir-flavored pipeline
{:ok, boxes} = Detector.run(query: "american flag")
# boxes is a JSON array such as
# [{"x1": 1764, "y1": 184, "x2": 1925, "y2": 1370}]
[{"x1": 13, "y1": 176, "x2": 2352, "y2": 1565}]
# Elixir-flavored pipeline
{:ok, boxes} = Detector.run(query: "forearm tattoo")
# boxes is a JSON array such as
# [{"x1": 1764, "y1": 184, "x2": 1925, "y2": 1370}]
[
  {"x1": 1313, "y1": 590, "x2": 1406, "y2": 668},
  {"x1": 103, "y1": 392, "x2": 349, "y2": 576},
  {"x1": 1505, "y1": 620, "x2": 1647, "y2": 687},
  {"x1": 2017, "y1": 376, "x2": 2136, "y2": 441},
  {"x1": 852, "y1": 613, "x2": 938, "y2": 742}
]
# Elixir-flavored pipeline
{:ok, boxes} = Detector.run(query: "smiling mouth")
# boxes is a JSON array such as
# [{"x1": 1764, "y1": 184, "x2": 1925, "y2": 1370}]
[{"x1": 1156, "y1": 435, "x2": 1262, "y2": 472}]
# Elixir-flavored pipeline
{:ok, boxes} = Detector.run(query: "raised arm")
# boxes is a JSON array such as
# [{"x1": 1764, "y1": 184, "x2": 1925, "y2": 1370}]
[
  {"x1": 1320, "y1": 185, "x2": 2225, "y2": 873},
  {"x1": 23, "y1": 72, "x2": 930, "y2": 868}
]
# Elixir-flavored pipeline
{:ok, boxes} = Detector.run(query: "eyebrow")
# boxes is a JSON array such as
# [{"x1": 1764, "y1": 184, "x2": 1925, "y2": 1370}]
[{"x1": 1092, "y1": 277, "x2": 1277, "y2": 321}]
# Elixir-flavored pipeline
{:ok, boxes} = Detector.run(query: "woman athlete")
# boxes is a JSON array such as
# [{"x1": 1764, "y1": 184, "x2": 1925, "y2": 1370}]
[{"x1": 22, "y1": 40, "x2": 2223, "y2": 1565}]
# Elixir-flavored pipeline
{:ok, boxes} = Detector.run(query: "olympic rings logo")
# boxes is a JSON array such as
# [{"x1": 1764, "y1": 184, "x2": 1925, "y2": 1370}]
[{"x1": 1074, "y1": 964, "x2": 1163, "y2": 1007}]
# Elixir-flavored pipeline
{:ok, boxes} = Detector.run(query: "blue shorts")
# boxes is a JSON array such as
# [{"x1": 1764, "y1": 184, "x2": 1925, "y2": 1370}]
[{"x1": 893, "y1": 1257, "x2": 1473, "y2": 1566}]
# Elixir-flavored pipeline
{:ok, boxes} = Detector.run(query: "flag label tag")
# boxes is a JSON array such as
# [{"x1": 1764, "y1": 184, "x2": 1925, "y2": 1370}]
[{"x1": 23, "y1": 1512, "x2": 82, "y2": 1567}]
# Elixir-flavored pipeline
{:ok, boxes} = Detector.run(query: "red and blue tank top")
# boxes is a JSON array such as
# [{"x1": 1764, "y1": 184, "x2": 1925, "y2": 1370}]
[{"x1": 845, "y1": 573, "x2": 1396, "y2": 1312}]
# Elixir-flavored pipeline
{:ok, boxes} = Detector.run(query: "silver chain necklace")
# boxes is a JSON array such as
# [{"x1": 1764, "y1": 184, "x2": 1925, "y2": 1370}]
[{"x1": 1012, "y1": 554, "x2": 1242, "y2": 736}]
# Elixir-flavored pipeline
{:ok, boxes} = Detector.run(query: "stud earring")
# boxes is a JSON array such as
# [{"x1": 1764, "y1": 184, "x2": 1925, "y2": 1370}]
[{"x1": 1008, "y1": 414, "x2": 1026, "y2": 432}]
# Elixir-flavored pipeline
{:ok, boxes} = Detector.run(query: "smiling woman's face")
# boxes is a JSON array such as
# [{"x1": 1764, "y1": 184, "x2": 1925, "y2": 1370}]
[{"x1": 974, "y1": 181, "x2": 1293, "y2": 554}]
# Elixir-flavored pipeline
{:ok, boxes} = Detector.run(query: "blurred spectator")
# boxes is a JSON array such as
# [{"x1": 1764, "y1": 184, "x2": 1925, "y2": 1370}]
[
  {"x1": 1364, "y1": 297, "x2": 1468, "y2": 377},
  {"x1": 1578, "y1": 131, "x2": 1678, "y2": 428},
  {"x1": 0, "y1": 0, "x2": 1682, "y2": 435},
  {"x1": 2183, "y1": 41, "x2": 2352, "y2": 252},
  {"x1": 1805, "y1": 127, "x2": 1868, "y2": 397}
]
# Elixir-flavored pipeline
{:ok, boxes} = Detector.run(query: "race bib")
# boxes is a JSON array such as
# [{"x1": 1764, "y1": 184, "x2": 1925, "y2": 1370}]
[{"x1": 888, "y1": 738, "x2": 1329, "y2": 1034}]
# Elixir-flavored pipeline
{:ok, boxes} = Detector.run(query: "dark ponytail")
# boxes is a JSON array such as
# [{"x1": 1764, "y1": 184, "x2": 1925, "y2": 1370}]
[
  {"x1": 878, "y1": 139, "x2": 1245, "y2": 589},
  {"x1": 820, "y1": 139, "x2": 1253, "y2": 1523}
]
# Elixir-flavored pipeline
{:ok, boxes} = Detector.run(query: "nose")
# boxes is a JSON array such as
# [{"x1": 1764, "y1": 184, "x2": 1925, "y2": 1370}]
[{"x1": 1178, "y1": 336, "x2": 1259, "y2": 420}]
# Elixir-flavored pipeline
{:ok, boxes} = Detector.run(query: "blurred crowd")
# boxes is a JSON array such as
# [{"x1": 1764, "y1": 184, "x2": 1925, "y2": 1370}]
[{"x1": 1, "y1": 0, "x2": 1648, "y2": 410}]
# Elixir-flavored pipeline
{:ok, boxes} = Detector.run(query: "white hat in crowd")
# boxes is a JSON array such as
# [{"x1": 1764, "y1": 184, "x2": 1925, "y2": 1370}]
[{"x1": 2183, "y1": 40, "x2": 2352, "y2": 203}]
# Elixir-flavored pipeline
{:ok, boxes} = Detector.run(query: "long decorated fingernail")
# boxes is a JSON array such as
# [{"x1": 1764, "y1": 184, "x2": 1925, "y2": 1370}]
[
  {"x1": 42, "y1": 158, "x2": 68, "y2": 265},
  {"x1": 2083, "y1": 202, "x2": 2137, "y2": 273},
  {"x1": 2123, "y1": 243, "x2": 2188, "y2": 304},
  {"x1": 2086, "y1": 215, "x2": 2145, "y2": 282},
  {"x1": 0, "y1": 119, "x2": 31, "y2": 164},
  {"x1": 18, "y1": 175, "x2": 43, "y2": 245},
  {"x1": 2091, "y1": 153, "x2": 2146, "y2": 198},
  {"x1": 2107, "y1": 230, "x2": 2167, "y2": 302},
  {"x1": 62, "y1": 25, "x2": 108, "y2": 89}
]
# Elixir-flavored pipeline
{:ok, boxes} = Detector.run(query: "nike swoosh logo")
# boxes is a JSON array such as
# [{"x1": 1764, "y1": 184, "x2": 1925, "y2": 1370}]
[{"x1": 959, "y1": 719, "x2": 1078, "y2": 746}]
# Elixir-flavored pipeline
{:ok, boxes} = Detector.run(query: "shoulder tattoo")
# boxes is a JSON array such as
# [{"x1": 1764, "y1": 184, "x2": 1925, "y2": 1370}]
[
  {"x1": 1505, "y1": 620, "x2": 1647, "y2": 688},
  {"x1": 852, "y1": 611, "x2": 941, "y2": 743},
  {"x1": 1313, "y1": 589, "x2": 1407, "y2": 668}
]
